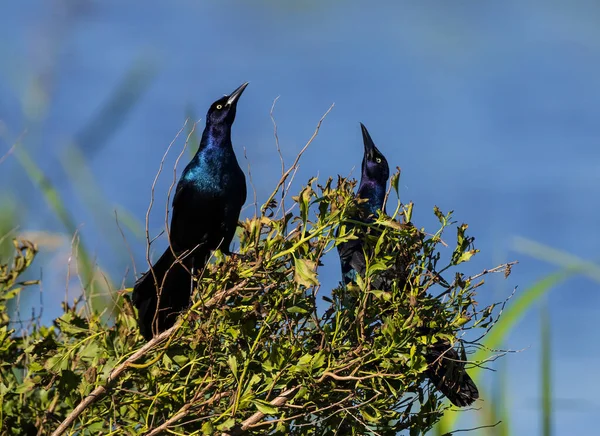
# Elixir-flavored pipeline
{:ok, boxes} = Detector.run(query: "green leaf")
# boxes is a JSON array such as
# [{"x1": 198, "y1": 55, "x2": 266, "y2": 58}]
[
  {"x1": 360, "y1": 406, "x2": 380, "y2": 423},
  {"x1": 404, "y1": 201, "x2": 414, "y2": 222},
  {"x1": 28, "y1": 362, "x2": 44, "y2": 372},
  {"x1": 254, "y1": 399, "x2": 278, "y2": 415},
  {"x1": 216, "y1": 418, "x2": 236, "y2": 431},
  {"x1": 287, "y1": 306, "x2": 308, "y2": 314},
  {"x1": 433, "y1": 206, "x2": 445, "y2": 224},
  {"x1": 390, "y1": 171, "x2": 400, "y2": 197},
  {"x1": 172, "y1": 354, "x2": 189, "y2": 366},
  {"x1": 454, "y1": 249, "x2": 479, "y2": 264},
  {"x1": 201, "y1": 421, "x2": 214, "y2": 435},
  {"x1": 311, "y1": 351, "x2": 326, "y2": 371},
  {"x1": 294, "y1": 258, "x2": 319, "y2": 287},
  {"x1": 228, "y1": 355, "x2": 238, "y2": 380},
  {"x1": 13, "y1": 379, "x2": 35, "y2": 394},
  {"x1": 370, "y1": 290, "x2": 392, "y2": 301}
]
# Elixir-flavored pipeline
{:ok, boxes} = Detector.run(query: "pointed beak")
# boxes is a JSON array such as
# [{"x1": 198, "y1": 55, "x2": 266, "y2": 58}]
[
  {"x1": 360, "y1": 122, "x2": 376, "y2": 160},
  {"x1": 226, "y1": 82, "x2": 249, "y2": 106}
]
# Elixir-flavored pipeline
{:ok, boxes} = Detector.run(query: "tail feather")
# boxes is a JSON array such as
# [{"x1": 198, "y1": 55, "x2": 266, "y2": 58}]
[
  {"x1": 426, "y1": 343, "x2": 479, "y2": 407},
  {"x1": 132, "y1": 249, "x2": 205, "y2": 340}
]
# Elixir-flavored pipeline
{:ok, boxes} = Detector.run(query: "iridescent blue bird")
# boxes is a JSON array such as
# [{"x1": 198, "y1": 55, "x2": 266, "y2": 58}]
[
  {"x1": 337, "y1": 123, "x2": 479, "y2": 407},
  {"x1": 132, "y1": 82, "x2": 248, "y2": 340}
]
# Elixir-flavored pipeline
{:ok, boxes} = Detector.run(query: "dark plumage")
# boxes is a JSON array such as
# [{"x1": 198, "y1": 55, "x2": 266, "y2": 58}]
[
  {"x1": 132, "y1": 82, "x2": 248, "y2": 340},
  {"x1": 336, "y1": 123, "x2": 479, "y2": 407},
  {"x1": 337, "y1": 123, "x2": 389, "y2": 286}
]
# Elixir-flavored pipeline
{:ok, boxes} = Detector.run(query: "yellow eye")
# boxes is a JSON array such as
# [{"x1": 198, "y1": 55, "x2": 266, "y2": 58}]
[
  {"x1": 375, "y1": 157, "x2": 382, "y2": 163},
  {"x1": 216, "y1": 104, "x2": 223, "y2": 110}
]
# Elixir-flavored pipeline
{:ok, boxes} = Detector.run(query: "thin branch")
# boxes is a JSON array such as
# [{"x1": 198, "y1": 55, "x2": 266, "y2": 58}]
[
  {"x1": 270, "y1": 96, "x2": 284, "y2": 179},
  {"x1": 65, "y1": 228, "x2": 83, "y2": 308},
  {"x1": 0, "y1": 129, "x2": 26, "y2": 165},
  {"x1": 242, "y1": 146, "x2": 258, "y2": 217},
  {"x1": 146, "y1": 119, "x2": 198, "y2": 337},
  {"x1": 143, "y1": 119, "x2": 189, "y2": 273},
  {"x1": 114, "y1": 210, "x2": 137, "y2": 280},
  {"x1": 261, "y1": 103, "x2": 334, "y2": 215},
  {"x1": 50, "y1": 324, "x2": 180, "y2": 436},
  {"x1": 145, "y1": 381, "x2": 220, "y2": 436},
  {"x1": 443, "y1": 421, "x2": 502, "y2": 435},
  {"x1": 222, "y1": 386, "x2": 300, "y2": 436},
  {"x1": 269, "y1": 96, "x2": 286, "y2": 215}
]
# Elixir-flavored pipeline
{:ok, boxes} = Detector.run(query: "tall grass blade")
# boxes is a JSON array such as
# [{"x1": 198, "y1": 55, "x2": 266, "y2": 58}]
[
  {"x1": 436, "y1": 269, "x2": 571, "y2": 432},
  {"x1": 541, "y1": 301, "x2": 552, "y2": 436},
  {"x1": 14, "y1": 147, "x2": 109, "y2": 311},
  {"x1": 514, "y1": 237, "x2": 600, "y2": 283},
  {"x1": 60, "y1": 142, "x2": 145, "y2": 245},
  {"x1": 73, "y1": 58, "x2": 158, "y2": 158}
]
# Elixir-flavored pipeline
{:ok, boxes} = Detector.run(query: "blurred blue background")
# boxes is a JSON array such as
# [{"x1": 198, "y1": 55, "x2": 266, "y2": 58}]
[{"x1": 1, "y1": 1, "x2": 599, "y2": 434}]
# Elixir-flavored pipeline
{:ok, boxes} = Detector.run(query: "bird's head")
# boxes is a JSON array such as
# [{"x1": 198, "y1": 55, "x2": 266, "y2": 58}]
[
  {"x1": 360, "y1": 123, "x2": 389, "y2": 186},
  {"x1": 206, "y1": 82, "x2": 249, "y2": 126}
]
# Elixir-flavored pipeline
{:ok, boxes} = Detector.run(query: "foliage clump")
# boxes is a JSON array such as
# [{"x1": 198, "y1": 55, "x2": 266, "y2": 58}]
[{"x1": 0, "y1": 173, "x2": 511, "y2": 435}]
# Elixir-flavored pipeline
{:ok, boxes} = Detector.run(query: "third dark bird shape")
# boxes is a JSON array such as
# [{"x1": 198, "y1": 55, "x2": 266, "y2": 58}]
[
  {"x1": 132, "y1": 82, "x2": 248, "y2": 340},
  {"x1": 336, "y1": 123, "x2": 479, "y2": 407}
]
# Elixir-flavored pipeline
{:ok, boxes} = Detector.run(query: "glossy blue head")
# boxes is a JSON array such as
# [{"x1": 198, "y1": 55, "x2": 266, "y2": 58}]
[
  {"x1": 357, "y1": 123, "x2": 389, "y2": 214},
  {"x1": 205, "y1": 82, "x2": 248, "y2": 128},
  {"x1": 360, "y1": 123, "x2": 389, "y2": 187}
]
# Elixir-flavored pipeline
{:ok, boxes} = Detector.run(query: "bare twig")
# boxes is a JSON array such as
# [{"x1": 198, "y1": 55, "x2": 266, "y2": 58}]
[
  {"x1": 0, "y1": 130, "x2": 26, "y2": 165},
  {"x1": 145, "y1": 381, "x2": 221, "y2": 436},
  {"x1": 143, "y1": 119, "x2": 198, "y2": 337},
  {"x1": 65, "y1": 228, "x2": 83, "y2": 308},
  {"x1": 243, "y1": 146, "x2": 258, "y2": 217},
  {"x1": 270, "y1": 96, "x2": 284, "y2": 179},
  {"x1": 222, "y1": 386, "x2": 300, "y2": 436},
  {"x1": 50, "y1": 323, "x2": 180, "y2": 436},
  {"x1": 467, "y1": 285, "x2": 519, "y2": 344},
  {"x1": 165, "y1": 120, "x2": 199, "y2": 248},
  {"x1": 144, "y1": 119, "x2": 189, "y2": 271},
  {"x1": 114, "y1": 210, "x2": 137, "y2": 280},
  {"x1": 467, "y1": 261, "x2": 519, "y2": 283},
  {"x1": 346, "y1": 409, "x2": 383, "y2": 436},
  {"x1": 443, "y1": 421, "x2": 502, "y2": 435},
  {"x1": 262, "y1": 103, "x2": 334, "y2": 216},
  {"x1": 269, "y1": 96, "x2": 286, "y2": 215}
]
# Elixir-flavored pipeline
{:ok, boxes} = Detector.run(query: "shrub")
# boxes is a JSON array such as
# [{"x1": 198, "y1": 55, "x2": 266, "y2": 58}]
[{"x1": 0, "y1": 170, "x2": 513, "y2": 436}]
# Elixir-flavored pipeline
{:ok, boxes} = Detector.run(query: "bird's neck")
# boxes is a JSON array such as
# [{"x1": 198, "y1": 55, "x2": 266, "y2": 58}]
[
  {"x1": 357, "y1": 179, "x2": 386, "y2": 215},
  {"x1": 199, "y1": 123, "x2": 232, "y2": 151}
]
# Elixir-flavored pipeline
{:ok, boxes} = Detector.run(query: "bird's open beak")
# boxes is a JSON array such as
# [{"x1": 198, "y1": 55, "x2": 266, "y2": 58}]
[
  {"x1": 360, "y1": 123, "x2": 376, "y2": 160},
  {"x1": 226, "y1": 82, "x2": 249, "y2": 106}
]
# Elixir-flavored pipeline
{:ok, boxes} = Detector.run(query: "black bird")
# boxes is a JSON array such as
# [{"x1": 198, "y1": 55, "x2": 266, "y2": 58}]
[
  {"x1": 132, "y1": 82, "x2": 248, "y2": 340},
  {"x1": 336, "y1": 123, "x2": 479, "y2": 407}
]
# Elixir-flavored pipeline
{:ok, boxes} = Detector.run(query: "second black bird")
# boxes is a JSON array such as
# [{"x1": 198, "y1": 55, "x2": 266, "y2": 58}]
[
  {"x1": 132, "y1": 82, "x2": 248, "y2": 340},
  {"x1": 337, "y1": 123, "x2": 479, "y2": 407}
]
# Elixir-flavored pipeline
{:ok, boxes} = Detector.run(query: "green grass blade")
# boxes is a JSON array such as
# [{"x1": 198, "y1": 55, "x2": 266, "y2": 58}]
[
  {"x1": 514, "y1": 236, "x2": 600, "y2": 283},
  {"x1": 60, "y1": 142, "x2": 145, "y2": 241},
  {"x1": 497, "y1": 360, "x2": 510, "y2": 436},
  {"x1": 541, "y1": 301, "x2": 552, "y2": 436},
  {"x1": 73, "y1": 57, "x2": 158, "y2": 158},
  {"x1": 436, "y1": 269, "x2": 571, "y2": 432},
  {"x1": 471, "y1": 270, "x2": 571, "y2": 370},
  {"x1": 16, "y1": 148, "x2": 78, "y2": 233},
  {"x1": 14, "y1": 147, "x2": 110, "y2": 311}
]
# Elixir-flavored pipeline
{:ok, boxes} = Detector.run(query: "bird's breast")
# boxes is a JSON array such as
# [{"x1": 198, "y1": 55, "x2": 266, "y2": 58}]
[{"x1": 184, "y1": 148, "x2": 244, "y2": 195}]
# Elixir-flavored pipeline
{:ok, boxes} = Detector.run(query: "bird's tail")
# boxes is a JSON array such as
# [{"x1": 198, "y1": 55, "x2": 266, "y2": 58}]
[
  {"x1": 426, "y1": 342, "x2": 479, "y2": 407},
  {"x1": 132, "y1": 248, "x2": 204, "y2": 340}
]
